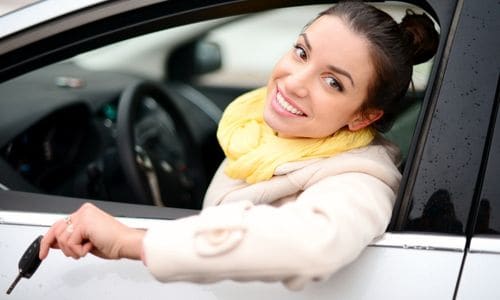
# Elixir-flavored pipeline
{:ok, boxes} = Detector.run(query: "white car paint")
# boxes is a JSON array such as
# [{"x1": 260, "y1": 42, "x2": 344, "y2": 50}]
[
  {"x1": 0, "y1": 0, "x2": 109, "y2": 38},
  {"x1": 455, "y1": 238, "x2": 500, "y2": 300},
  {"x1": 0, "y1": 210, "x2": 466, "y2": 299}
]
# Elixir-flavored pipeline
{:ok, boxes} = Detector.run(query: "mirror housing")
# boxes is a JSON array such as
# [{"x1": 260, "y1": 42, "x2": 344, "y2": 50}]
[{"x1": 168, "y1": 40, "x2": 222, "y2": 81}]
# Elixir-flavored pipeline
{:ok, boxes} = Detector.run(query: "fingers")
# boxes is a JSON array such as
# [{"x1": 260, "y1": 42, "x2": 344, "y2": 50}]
[
  {"x1": 81, "y1": 241, "x2": 93, "y2": 257},
  {"x1": 40, "y1": 213, "x2": 92, "y2": 260},
  {"x1": 39, "y1": 226, "x2": 54, "y2": 260},
  {"x1": 39, "y1": 202, "x2": 126, "y2": 261},
  {"x1": 39, "y1": 219, "x2": 66, "y2": 260},
  {"x1": 67, "y1": 226, "x2": 91, "y2": 258},
  {"x1": 55, "y1": 218, "x2": 81, "y2": 259}
]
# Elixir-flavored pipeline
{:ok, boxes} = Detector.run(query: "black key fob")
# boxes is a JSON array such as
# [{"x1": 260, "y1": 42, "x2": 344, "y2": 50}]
[
  {"x1": 6, "y1": 235, "x2": 44, "y2": 294},
  {"x1": 19, "y1": 235, "x2": 43, "y2": 278}
]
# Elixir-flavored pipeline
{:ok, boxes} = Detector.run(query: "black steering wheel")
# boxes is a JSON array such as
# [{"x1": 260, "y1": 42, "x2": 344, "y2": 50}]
[{"x1": 116, "y1": 81, "x2": 206, "y2": 208}]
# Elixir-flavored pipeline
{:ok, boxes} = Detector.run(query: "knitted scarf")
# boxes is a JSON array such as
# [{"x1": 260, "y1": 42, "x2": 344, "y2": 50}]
[{"x1": 217, "y1": 87, "x2": 375, "y2": 183}]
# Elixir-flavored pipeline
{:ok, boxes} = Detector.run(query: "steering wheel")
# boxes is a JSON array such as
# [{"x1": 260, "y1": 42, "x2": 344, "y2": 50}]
[{"x1": 116, "y1": 80, "x2": 206, "y2": 208}]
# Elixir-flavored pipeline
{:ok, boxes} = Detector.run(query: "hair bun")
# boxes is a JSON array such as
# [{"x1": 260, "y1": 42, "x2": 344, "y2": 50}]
[{"x1": 399, "y1": 9, "x2": 439, "y2": 65}]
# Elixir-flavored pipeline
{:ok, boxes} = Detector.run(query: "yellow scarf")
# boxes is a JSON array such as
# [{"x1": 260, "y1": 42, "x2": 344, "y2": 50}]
[{"x1": 217, "y1": 87, "x2": 375, "y2": 183}]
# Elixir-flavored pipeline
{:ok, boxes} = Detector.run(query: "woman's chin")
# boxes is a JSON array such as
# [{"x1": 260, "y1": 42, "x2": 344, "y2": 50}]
[{"x1": 263, "y1": 114, "x2": 287, "y2": 136}]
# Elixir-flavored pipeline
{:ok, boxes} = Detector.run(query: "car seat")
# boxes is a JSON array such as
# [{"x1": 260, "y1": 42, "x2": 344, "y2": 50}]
[{"x1": 383, "y1": 91, "x2": 424, "y2": 168}]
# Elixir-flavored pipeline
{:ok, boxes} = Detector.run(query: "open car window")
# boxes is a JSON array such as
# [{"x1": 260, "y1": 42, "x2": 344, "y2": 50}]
[{"x1": 0, "y1": 1, "x2": 440, "y2": 219}]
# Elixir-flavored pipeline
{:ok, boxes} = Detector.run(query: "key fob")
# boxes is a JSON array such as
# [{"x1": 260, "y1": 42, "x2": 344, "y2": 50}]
[
  {"x1": 6, "y1": 235, "x2": 44, "y2": 295},
  {"x1": 19, "y1": 235, "x2": 43, "y2": 278}
]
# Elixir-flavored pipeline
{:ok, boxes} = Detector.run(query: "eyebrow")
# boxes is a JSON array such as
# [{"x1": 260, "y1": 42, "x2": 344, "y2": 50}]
[
  {"x1": 299, "y1": 33, "x2": 355, "y2": 88},
  {"x1": 327, "y1": 65, "x2": 355, "y2": 88},
  {"x1": 299, "y1": 33, "x2": 312, "y2": 51}
]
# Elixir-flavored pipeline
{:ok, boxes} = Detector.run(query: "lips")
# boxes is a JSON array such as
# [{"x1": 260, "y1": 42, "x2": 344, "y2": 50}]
[{"x1": 274, "y1": 88, "x2": 306, "y2": 116}]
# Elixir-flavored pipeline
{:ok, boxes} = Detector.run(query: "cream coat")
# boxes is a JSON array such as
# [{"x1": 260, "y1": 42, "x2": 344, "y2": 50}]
[{"x1": 142, "y1": 137, "x2": 401, "y2": 290}]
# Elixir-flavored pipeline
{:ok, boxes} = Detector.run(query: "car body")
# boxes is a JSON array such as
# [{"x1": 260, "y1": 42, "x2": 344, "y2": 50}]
[{"x1": 0, "y1": 0, "x2": 498, "y2": 299}]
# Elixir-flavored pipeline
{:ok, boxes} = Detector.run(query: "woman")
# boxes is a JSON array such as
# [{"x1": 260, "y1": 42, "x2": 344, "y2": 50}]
[{"x1": 39, "y1": 2, "x2": 439, "y2": 290}]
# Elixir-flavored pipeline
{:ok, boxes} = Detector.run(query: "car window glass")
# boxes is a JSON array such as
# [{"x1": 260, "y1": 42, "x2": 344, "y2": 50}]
[{"x1": 399, "y1": 0, "x2": 499, "y2": 235}]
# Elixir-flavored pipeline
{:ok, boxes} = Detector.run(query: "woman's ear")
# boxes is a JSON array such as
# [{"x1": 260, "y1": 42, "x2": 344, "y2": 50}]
[{"x1": 348, "y1": 109, "x2": 384, "y2": 131}]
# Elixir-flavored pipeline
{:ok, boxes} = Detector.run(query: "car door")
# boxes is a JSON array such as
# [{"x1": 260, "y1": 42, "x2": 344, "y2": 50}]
[
  {"x1": 0, "y1": 0, "x2": 495, "y2": 299},
  {"x1": 456, "y1": 77, "x2": 500, "y2": 300}
]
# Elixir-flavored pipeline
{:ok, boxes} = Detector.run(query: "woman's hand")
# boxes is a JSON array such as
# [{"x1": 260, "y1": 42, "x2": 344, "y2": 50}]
[{"x1": 39, "y1": 203, "x2": 145, "y2": 261}]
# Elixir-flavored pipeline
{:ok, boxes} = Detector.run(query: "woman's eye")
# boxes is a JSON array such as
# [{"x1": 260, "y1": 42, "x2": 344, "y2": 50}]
[
  {"x1": 324, "y1": 77, "x2": 343, "y2": 92},
  {"x1": 293, "y1": 44, "x2": 307, "y2": 60}
]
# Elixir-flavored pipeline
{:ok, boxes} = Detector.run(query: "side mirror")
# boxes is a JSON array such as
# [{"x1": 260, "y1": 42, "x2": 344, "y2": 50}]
[{"x1": 168, "y1": 40, "x2": 222, "y2": 81}]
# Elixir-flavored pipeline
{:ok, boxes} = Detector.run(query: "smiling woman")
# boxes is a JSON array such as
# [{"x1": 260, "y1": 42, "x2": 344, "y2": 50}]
[{"x1": 38, "y1": 1, "x2": 439, "y2": 291}]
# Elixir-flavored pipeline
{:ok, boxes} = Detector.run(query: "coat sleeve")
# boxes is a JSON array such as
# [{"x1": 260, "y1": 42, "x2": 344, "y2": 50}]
[{"x1": 142, "y1": 172, "x2": 396, "y2": 290}]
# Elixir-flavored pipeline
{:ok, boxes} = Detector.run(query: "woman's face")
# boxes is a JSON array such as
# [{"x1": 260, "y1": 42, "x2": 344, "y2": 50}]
[{"x1": 264, "y1": 15, "x2": 380, "y2": 138}]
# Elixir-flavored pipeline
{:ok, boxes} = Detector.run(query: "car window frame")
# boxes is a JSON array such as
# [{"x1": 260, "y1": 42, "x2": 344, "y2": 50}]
[
  {"x1": 392, "y1": 0, "x2": 499, "y2": 236},
  {"x1": 471, "y1": 78, "x2": 500, "y2": 236},
  {"x1": 389, "y1": 0, "x2": 458, "y2": 230}
]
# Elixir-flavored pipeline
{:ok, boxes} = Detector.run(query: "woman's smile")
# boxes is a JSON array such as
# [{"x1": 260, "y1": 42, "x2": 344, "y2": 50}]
[{"x1": 272, "y1": 88, "x2": 306, "y2": 117}]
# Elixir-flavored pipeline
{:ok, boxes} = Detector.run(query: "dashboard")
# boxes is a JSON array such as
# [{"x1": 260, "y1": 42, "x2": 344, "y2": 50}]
[
  {"x1": 2, "y1": 103, "x2": 96, "y2": 194},
  {"x1": 0, "y1": 62, "x2": 224, "y2": 208}
]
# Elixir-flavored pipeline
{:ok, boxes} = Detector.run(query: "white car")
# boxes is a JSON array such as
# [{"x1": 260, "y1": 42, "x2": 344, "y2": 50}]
[{"x1": 0, "y1": 0, "x2": 499, "y2": 299}]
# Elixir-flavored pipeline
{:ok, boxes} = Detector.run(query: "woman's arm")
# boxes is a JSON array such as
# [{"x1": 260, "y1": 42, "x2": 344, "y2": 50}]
[
  {"x1": 143, "y1": 172, "x2": 395, "y2": 290},
  {"x1": 39, "y1": 172, "x2": 395, "y2": 290}
]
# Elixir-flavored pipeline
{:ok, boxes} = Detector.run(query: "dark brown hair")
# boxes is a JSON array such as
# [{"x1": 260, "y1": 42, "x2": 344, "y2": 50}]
[{"x1": 310, "y1": 1, "x2": 439, "y2": 132}]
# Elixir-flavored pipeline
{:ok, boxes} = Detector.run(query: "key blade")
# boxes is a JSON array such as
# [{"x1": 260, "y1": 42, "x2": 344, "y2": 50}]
[{"x1": 6, "y1": 273, "x2": 22, "y2": 295}]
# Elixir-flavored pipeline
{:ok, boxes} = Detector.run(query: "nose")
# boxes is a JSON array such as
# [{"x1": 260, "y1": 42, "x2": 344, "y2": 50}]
[{"x1": 285, "y1": 67, "x2": 310, "y2": 98}]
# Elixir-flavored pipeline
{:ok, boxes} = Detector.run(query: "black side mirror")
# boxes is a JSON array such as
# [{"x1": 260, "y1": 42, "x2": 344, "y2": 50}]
[{"x1": 168, "y1": 40, "x2": 222, "y2": 81}]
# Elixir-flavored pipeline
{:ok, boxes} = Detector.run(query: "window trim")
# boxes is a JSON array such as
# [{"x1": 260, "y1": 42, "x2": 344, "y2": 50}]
[{"x1": 0, "y1": 190, "x2": 197, "y2": 220}]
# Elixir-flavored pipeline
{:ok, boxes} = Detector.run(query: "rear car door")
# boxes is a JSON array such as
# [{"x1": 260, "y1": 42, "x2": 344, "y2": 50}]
[{"x1": 457, "y1": 78, "x2": 500, "y2": 300}]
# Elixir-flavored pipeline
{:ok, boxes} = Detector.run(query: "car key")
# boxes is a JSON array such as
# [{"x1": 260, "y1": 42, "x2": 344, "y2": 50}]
[{"x1": 6, "y1": 235, "x2": 44, "y2": 295}]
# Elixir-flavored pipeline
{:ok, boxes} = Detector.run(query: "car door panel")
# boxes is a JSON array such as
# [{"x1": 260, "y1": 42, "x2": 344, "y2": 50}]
[
  {"x1": 456, "y1": 238, "x2": 500, "y2": 300},
  {"x1": 1, "y1": 218, "x2": 465, "y2": 300}
]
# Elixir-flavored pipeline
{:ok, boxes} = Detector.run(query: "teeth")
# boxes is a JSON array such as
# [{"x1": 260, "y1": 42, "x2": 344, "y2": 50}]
[{"x1": 276, "y1": 92, "x2": 304, "y2": 116}]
